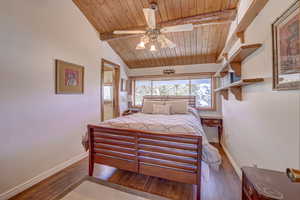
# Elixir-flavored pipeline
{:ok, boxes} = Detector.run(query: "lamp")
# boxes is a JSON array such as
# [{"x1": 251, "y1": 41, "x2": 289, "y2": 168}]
[{"x1": 286, "y1": 168, "x2": 300, "y2": 182}]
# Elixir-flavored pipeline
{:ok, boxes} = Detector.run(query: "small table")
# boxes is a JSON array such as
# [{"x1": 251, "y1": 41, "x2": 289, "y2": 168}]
[
  {"x1": 200, "y1": 115, "x2": 223, "y2": 143},
  {"x1": 242, "y1": 167, "x2": 300, "y2": 200}
]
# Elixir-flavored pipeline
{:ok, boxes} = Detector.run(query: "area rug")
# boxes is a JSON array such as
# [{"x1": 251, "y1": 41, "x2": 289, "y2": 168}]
[{"x1": 57, "y1": 177, "x2": 169, "y2": 200}]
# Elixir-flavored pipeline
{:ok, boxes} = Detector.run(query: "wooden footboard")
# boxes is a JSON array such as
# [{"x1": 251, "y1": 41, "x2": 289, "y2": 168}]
[{"x1": 87, "y1": 125, "x2": 202, "y2": 200}]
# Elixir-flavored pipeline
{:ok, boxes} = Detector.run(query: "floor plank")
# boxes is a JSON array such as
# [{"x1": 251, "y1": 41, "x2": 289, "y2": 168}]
[{"x1": 9, "y1": 144, "x2": 241, "y2": 200}]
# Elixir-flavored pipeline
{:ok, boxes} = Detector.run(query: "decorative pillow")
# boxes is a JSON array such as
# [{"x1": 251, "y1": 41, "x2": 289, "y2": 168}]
[
  {"x1": 142, "y1": 100, "x2": 164, "y2": 114},
  {"x1": 152, "y1": 104, "x2": 171, "y2": 115},
  {"x1": 165, "y1": 100, "x2": 188, "y2": 114}
]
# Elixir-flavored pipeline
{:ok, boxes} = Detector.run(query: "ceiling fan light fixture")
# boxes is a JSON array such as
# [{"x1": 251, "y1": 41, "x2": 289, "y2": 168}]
[
  {"x1": 141, "y1": 35, "x2": 149, "y2": 44},
  {"x1": 136, "y1": 41, "x2": 145, "y2": 50},
  {"x1": 113, "y1": 4, "x2": 195, "y2": 52},
  {"x1": 150, "y1": 44, "x2": 157, "y2": 51}
]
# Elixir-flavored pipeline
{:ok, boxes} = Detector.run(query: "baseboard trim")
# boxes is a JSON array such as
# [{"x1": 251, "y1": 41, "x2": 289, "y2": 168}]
[
  {"x1": 0, "y1": 152, "x2": 88, "y2": 200},
  {"x1": 221, "y1": 143, "x2": 242, "y2": 179}
]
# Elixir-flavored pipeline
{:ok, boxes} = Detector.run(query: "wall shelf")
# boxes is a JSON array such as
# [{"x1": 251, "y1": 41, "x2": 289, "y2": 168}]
[
  {"x1": 214, "y1": 43, "x2": 264, "y2": 101},
  {"x1": 214, "y1": 44, "x2": 262, "y2": 77},
  {"x1": 215, "y1": 78, "x2": 264, "y2": 101},
  {"x1": 216, "y1": 0, "x2": 269, "y2": 62}
]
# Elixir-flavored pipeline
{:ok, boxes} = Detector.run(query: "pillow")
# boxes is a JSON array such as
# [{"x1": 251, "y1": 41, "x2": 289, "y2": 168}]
[
  {"x1": 165, "y1": 100, "x2": 188, "y2": 114},
  {"x1": 188, "y1": 106, "x2": 200, "y2": 121},
  {"x1": 142, "y1": 100, "x2": 164, "y2": 114},
  {"x1": 152, "y1": 104, "x2": 171, "y2": 115}
]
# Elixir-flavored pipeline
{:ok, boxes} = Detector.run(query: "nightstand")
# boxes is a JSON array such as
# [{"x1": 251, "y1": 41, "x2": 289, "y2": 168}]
[
  {"x1": 200, "y1": 115, "x2": 223, "y2": 143},
  {"x1": 242, "y1": 167, "x2": 300, "y2": 200},
  {"x1": 122, "y1": 108, "x2": 140, "y2": 116}
]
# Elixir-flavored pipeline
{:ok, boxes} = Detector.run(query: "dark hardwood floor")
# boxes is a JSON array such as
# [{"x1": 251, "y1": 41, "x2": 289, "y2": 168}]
[{"x1": 9, "y1": 144, "x2": 241, "y2": 200}]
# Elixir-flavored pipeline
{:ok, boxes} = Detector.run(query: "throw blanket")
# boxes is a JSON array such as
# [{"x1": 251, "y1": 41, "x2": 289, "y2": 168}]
[{"x1": 83, "y1": 109, "x2": 221, "y2": 169}]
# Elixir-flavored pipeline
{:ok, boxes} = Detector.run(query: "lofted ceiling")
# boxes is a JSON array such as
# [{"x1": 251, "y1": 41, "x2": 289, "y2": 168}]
[{"x1": 73, "y1": 0, "x2": 239, "y2": 68}]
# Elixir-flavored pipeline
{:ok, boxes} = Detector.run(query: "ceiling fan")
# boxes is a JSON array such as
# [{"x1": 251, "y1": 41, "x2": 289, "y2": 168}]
[{"x1": 113, "y1": 3, "x2": 194, "y2": 51}]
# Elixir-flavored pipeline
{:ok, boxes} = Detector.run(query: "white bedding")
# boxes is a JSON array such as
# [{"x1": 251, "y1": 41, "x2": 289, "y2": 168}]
[{"x1": 99, "y1": 109, "x2": 222, "y2": 169}]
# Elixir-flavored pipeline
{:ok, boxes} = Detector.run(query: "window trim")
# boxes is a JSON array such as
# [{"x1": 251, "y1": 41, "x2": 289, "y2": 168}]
[{"x1": 131, "y1": 73, "x2": 216, "y2": 111}]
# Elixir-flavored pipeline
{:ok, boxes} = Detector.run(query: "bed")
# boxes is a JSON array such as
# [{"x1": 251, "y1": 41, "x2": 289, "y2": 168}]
[{"x1": 87, "y1": 95, "x2": 221, "y2": 200}]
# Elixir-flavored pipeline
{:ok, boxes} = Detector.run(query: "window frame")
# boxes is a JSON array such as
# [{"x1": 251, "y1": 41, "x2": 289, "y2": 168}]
[{"x1": 131, "y1": 73, "x2": 216, "y2": 111}]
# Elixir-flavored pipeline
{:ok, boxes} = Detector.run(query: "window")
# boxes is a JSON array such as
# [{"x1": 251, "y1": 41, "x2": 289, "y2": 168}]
[
  {"x1": 152, "y1": 80, "x2": 189, "y2": 96},
  {"x1": 103, "y1": 85, "x2": 112, "y2": 101},
  {"x1": 191, "y1": 79, "x2": 212, "y2": 108},
  {"x1": 134, "y1": 80, "x2": 152, "y2": 106},
  {"x1": 133, "y1": 76, "x2": 215, "y2": 110}
]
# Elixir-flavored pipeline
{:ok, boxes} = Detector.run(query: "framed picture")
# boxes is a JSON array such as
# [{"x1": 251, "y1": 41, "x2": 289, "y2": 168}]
[
  {"x1": 55, "y1": 60, "x2": 84, "y2": 94},
  {"x1": 272, "y1": 1, "x2": 300, "y2": 90}
]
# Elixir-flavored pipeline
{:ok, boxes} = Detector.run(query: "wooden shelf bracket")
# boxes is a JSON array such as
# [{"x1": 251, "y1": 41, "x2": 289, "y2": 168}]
[
  {"x1": 236, "y1": 31, "x2": 245, "y2": 44},
  {"x1": 214, "y1": 78, "x2": 264, "y2": 101},
  {"x1": 220, "y1": 90, "x2": 229, "y2": 100},
  {"x1": 230, "y1": 87, "x2": 242, "y2": 101}
]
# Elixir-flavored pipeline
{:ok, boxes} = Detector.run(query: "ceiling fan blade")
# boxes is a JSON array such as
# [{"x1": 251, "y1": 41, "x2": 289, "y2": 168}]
[
  {"x1": 113, "y1": 30, "x2": 146, "y2": 34},
  {"x1": 158, "y1": 35, "x2": 176, "y2": 48},
  {"x1": 143, "y1": 8, "x2": 156, "y2": 29},
  {"x1": 164, "y1": 38, "x2": 176, "y2": 48},
  {"x1": 161, "y1": 24, "x2": 193, "y2": 33}
]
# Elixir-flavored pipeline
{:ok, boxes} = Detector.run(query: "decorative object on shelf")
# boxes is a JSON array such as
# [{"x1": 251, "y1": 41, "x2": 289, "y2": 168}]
[
  {"x1": 112, "y1": 3, "x2": 194, "y2": 51},
  {"x1": 272, "y1": 1, "x2": 300, "y2": 90},
  {"x1": 163, "y1": 68, "x2": 176, "y2": 75},
  {"x1": 230, "y1": 72, "x2": 241, "y2": 83},
  {"x1": 286, "y1": 168, "x2": 300, "y2": 182},
  {"x1": 55, "y1": 60, "x2": 84, "y2": 94}
]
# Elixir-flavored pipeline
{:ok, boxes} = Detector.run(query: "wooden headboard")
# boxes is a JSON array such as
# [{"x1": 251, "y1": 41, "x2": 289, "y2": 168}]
[{"x1": 143, "y1": 95, "x2": 196, "y2": 108}]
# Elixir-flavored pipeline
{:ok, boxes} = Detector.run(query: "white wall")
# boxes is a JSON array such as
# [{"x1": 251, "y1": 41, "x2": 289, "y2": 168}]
[
  {"x1": 222, "y1": 0, "x2": 300, "y2": 176},
  {"x1": 0, "y1": 0, "x2": 128, "y2": 198}
]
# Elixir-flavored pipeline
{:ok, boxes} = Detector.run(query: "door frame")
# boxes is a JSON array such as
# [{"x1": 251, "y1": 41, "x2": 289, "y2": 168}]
[{"x1": 100, "y1": 59, "x2": 120, "y2": 121}]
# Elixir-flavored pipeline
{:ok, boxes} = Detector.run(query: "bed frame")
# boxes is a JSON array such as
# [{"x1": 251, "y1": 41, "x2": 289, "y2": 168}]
[{"x1": 88, "y1": 95, "x2": 202, "y2": 200}]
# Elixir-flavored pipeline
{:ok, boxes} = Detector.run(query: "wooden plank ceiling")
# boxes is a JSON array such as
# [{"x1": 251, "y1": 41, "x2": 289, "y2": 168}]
[{"x1": 73, "y1": 0, "x2": 239, "y2": 68}]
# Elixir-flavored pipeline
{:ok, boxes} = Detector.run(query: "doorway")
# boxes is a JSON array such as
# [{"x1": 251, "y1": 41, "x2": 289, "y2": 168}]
[{"x1": 101, "y1": 59, "x2": 120, "y2": 121}]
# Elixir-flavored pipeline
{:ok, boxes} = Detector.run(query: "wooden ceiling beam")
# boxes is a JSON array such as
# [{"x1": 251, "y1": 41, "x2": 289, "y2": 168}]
[
  {"x1": 126, "y1": 54, "x2": 217, "y2": 68},
  {"x1": 100, "y1": 9, "x2": 237, "y2": 41}
]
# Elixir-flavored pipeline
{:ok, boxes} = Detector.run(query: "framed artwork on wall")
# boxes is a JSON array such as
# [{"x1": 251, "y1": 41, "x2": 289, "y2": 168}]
[
  {"x1": 272, "y1": 1, "x2": 300, "y2": 90},
  {"x1": 55, "y1": 60, "x2": 84, "y2": 94}
]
